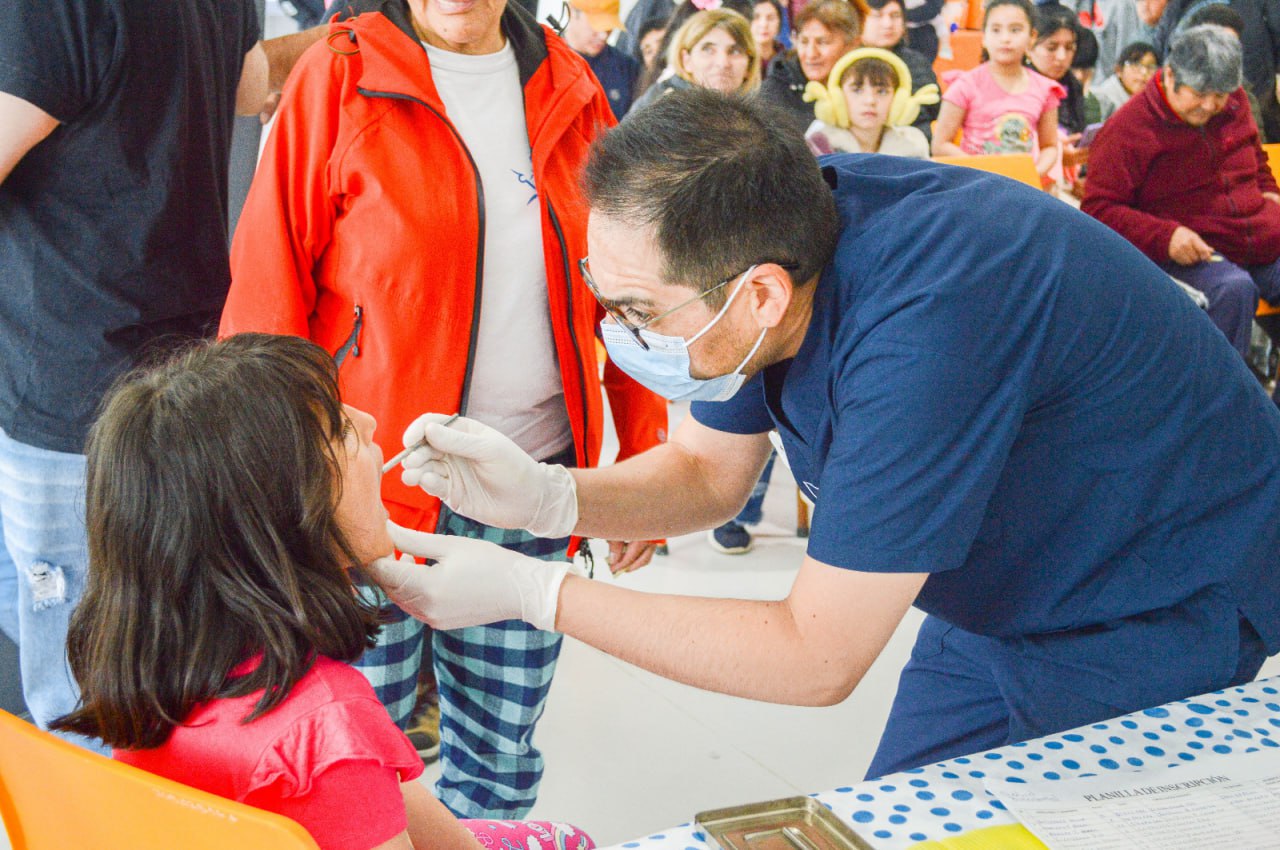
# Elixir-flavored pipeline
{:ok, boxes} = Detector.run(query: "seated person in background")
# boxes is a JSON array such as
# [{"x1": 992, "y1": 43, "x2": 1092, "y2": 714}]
[
  {"x1": 631, "y1": 8, "x2": 761, "y2": 112},
  {"x1": 1071, "y1": 23, "x2": 1099, "y2": 93},
  {"x1": 1181, "y1": 3, "x2": 1266, "y2": 132},
  {"x1": 637, "y1": 18, "x2": 668, "y2": 70},
  {"x1": 1153, "y1": 0, "x2": 1280, "y2": 141},
  {"x1": 904, "y1": 0, "x2": 945, "y2": 62},
  {"x1": 932, "y1": 0, "x2": 1063, "y2": 187},
  {"x1": 561, "y1": 0, "x2": 640, "y2": 120},
  {"x1": 859, "y1": 0, "x2": 941, "y2": 140},
  {"x1": 751, "y1": 0, "x2": 787, "y2": 75},
  {"x1": 1026, "y1": 4, "x2": 1087, "y2": 177},
  {"x1": 50, "y1": 334, "x2": 593, "y2": 850},
  {"x1": 632, "y1": 0, "x2": 754, "y2": 105},
  {"x1": 1091, "y1": 40, "x2": 1158, "y2": 120},
  {"x1": 803, "y1": 47, "x2": 937, "y2": 155},
  {"x1": 1083, "y1": 25, "x2": 1280, "y2": 361},
  {"x1": 1070, "y1": 25, "x2": 1102, "y2": 125},
  {"x1": 760, "y1": 0, "x2": 866, "y2": 135}
]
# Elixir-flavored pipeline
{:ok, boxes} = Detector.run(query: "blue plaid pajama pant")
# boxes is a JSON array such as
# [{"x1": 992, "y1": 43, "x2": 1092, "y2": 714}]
[{"x1": 354, "y1": 504, "x2": 568, "y2": 818}]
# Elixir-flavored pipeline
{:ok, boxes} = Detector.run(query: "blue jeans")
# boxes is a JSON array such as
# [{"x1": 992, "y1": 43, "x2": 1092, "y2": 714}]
[{"x1": 0, "y1": 427, "x2": 104, "y2": 752}]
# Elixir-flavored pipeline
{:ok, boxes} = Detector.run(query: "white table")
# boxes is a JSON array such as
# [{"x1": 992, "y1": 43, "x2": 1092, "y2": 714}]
[{"x1": 604, "y1": 677, "x2": 1280, "y2": 849}]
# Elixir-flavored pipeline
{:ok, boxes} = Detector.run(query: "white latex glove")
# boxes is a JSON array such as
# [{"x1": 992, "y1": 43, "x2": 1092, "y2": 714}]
[
  {"x1": 365, "y1": 521, "x2": 572, "y2": 631},
  {"x1": 399, "y1": 414, "x2": 578, "y2": 539}
]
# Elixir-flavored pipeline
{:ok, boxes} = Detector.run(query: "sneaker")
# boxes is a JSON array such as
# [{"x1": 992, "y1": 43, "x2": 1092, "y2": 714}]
[
  {"x1": 405, "y1": 701, "x2": 441, "y2": 765},
  {"x1": 708, "y1": 521, "x2": 753, "y2": 555}
]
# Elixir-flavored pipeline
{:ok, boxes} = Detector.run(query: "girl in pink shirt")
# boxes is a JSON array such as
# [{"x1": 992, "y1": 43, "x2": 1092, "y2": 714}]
[
  {"x1": 931, "y1": 0, "x2": 1064, "y2": 185},
  {"x1": 51, "y1": 334, "x2": 592, "y2": 850}
]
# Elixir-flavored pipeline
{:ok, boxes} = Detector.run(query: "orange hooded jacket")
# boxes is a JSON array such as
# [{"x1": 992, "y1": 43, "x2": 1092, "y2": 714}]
[{"x1": 221, "y1": 1, "x2": 667, "y2": 536}]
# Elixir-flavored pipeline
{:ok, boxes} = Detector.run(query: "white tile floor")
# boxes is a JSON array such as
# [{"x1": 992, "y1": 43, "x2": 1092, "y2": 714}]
[{"x1": 491, "y1": 404, "x2": 926, "y2": 845}]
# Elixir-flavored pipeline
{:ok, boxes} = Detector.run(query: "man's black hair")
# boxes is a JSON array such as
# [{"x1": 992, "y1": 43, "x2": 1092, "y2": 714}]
[
  {"x1": 583, "y1": 89, "x2": 840, "y2": 302},
  {"x1": 1115, "y1": 40, "x2": 1158, "y2": 67}
]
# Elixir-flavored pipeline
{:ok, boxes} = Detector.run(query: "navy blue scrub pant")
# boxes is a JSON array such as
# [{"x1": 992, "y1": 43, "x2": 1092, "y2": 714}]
[
  {"x1": 1165, "y1": 255, "x2": 1280, "y2": 358},
  {"x1": 866, "y1": 586, "x2": 1269, "y2": 779}
]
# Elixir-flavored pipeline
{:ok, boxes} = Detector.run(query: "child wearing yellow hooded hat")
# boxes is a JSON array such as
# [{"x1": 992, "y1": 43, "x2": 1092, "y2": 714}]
[{"x1": 802, "y1": 47, "x2": 939, "y2": 156}]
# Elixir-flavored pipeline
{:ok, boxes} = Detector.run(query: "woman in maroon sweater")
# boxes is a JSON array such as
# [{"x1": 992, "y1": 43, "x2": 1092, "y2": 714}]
[{"x1": 1083, "y1": 24, "x2": 1280, "y2": 358}]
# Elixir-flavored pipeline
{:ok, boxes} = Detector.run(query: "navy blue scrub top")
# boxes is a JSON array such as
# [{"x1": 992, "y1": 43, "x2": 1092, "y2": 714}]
[{"x1": 692, "y1": 155, "x2": 1280, "y2": 649}]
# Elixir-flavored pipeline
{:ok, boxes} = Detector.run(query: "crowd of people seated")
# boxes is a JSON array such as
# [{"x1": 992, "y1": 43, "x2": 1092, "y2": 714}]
[
  {"x1": 605, "y1": 0, "x2": 1280, "y2": 407},
  {"x1": 591, "y1": 0, "x2": 1280, "y2": 554}
]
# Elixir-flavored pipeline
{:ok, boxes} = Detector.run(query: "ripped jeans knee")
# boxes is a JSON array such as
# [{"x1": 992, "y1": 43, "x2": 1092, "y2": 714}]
[{"x1": 22, "y1": 561, "x2": 69, "y2": 611}]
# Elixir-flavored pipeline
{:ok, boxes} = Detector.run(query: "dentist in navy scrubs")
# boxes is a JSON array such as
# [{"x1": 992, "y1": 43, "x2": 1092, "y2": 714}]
[{"x1": 368, "y1": 89, "x2": 1280, "y2": 778}]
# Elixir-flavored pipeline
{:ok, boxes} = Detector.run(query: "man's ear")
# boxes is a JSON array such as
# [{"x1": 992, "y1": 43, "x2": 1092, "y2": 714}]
[{"x1": 747, "y1": 263, "x2": 795, "y2": 328}]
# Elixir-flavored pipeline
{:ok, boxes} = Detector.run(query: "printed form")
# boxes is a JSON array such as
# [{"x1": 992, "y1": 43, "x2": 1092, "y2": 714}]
[{"x1": 986, "y1": 747, "x2": 1280, "y2": 849}]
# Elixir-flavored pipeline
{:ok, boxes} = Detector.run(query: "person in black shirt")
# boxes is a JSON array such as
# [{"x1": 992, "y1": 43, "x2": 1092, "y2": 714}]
[{"x1": 0, "y1": 0, "x2": 266, "y2": 748}]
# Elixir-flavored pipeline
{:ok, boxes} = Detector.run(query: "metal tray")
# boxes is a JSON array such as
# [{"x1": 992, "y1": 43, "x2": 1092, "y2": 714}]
[{"x1": 695, "y1": 797, "x2": 876, "y2": 850}]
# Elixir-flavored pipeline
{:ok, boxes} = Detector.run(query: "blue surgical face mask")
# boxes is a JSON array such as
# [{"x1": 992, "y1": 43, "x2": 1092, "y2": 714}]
[{"x1": 600, "y1": 269, "x2": 768, "y2": 402}]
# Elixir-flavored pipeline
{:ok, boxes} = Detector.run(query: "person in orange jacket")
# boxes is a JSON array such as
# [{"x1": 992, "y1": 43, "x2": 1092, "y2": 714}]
[{"x1": 220, "y1": 0, "x2": 667, "y2": 818}]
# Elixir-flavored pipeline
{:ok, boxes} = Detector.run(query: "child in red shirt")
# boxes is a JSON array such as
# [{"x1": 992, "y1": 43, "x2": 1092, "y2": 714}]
[{"x1": 51, "y1": 334, "x2": 593, "y2": 850}]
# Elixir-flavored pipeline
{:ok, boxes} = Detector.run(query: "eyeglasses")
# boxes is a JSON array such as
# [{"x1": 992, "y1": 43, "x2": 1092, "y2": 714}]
[
  {"x1": 1123, "y1": 61, "x2": 1159, "y2": 72},
  {"x1": 578, "y1": 258, "x2": 795, "y2": 350}
]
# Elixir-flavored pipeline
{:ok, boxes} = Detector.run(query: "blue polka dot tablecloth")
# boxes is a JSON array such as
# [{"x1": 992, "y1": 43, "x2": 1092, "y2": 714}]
[{"x1": 603, "y1": 677, "x2": 1280, "y2": 850}]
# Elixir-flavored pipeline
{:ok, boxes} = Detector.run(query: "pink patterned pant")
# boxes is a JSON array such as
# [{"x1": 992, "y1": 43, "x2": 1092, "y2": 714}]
[{"x1": 461, "y1": 819, "x2": 595, "y2": 850}]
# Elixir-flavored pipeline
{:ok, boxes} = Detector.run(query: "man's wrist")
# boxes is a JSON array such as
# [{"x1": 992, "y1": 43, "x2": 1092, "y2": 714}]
[
  {"x1": 524, "y1": 463, "x2": 579, "y2": 539},
  {"x1": 517, "y1": 557, "x2": 571, "y2": 632}
]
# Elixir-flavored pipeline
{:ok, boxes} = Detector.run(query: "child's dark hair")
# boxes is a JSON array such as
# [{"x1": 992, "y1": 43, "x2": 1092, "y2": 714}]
[
  {"x1": 1072, "y1": 26, "x2": 1098, "y2": 69},
  {"x1": 980, "y1": 0, "x2": 1035, "y2": 60},
  {"x1": 636, "y1": 16, "x2": 669, "y2": 51},
  {"x1": 840, "y1": 56, "x2": 900, "y2": 90},
  {"x1": 1115, "y1": 40, "x2": 1157, "y2": 68},
  {"x1": 1185, "y1": 3, "x2": 1244, "y2": 35},
  {"x1": 51, "y1": 334, "x2": 383, "y2": 750},
  {"x1": 1030, "y1": 3, "x2": 1078, "y2": 46},
  {"x1": 983, "y1": 0, "x2": 1035, "y2": 31}
]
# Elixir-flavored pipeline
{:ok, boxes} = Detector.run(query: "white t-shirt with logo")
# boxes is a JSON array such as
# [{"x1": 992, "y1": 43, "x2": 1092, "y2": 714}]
[{"x1": 424, "y1": 40, "x2": 572, "y2": 461}]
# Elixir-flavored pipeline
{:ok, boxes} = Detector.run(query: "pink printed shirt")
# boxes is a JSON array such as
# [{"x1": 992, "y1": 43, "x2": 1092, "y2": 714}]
[{"x1": 943, "y1": 63, "x2": 1065, "y2": 155}]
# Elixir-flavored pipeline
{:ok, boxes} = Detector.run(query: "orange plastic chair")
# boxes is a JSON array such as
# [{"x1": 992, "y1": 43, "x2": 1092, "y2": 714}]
[
  {"x1": 931, "y1": 154, "x2": 1042, "y2": 188},
  {"x1": 933, "y1": 29, "x2": 983, "y2": 81},
  {"x1": 964, "y1": 0, "x2": 984, "y2": 30},
  {"x1": 1263, "y1": 142, "x2": 1280, "y2": 180},
  {"x1": 1257, "y1": 144, "x2": 1280, "y2": 319},
  {"x1": 0, "y1": 709, "x2": 320, "y2": 850}
]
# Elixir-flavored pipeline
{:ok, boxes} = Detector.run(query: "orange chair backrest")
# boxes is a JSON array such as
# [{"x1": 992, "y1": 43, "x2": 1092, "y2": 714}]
[
  {"x1": 1257, "y1": 144, "x2": 1280, "y2": 316},
  {"x1": 0, "y1": 710, "x2": 320, "y2": 850},
  {"x1": 931, "y1": 154, "x2": 1042, "y2": 188},
  {"x1": 965, "y1": 0, "x2": 984, "y2": 30},
  {"x1": 933, "y1": 30, "x2": 983, "y2": 82},
  {"x1": 1264, "y1": 143, "x2": 1280, "y2": 182}
]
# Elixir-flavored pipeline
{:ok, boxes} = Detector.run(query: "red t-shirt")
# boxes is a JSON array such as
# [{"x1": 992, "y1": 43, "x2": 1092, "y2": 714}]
[{"x1": 115, "y1": 656, "x2": 424, "y2": 850}]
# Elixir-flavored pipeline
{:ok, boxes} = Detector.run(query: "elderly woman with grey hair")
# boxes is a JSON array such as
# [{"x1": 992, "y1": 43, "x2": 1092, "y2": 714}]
[{"x1": 1083, "y1": 24, "x2": 1280, "y2": 370}]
